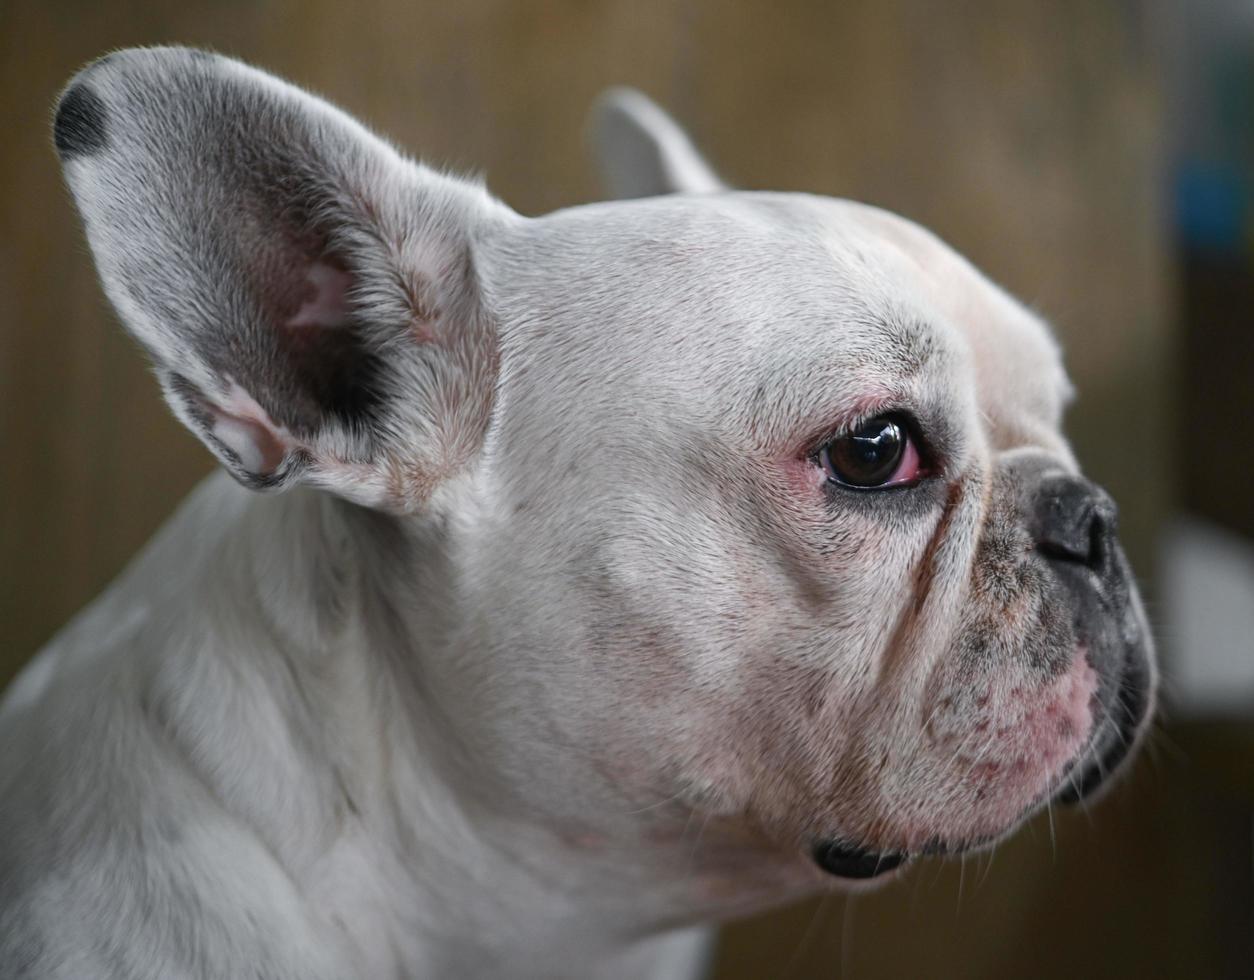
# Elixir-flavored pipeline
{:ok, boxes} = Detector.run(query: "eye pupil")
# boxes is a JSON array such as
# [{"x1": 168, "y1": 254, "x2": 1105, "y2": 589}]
[{"x1": 823, "y1": 416, "x2": 906, "y2": 488}]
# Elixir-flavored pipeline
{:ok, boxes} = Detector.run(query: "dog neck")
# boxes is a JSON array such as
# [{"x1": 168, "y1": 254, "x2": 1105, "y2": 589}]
[{"x1": 136, "y1": 473, "x2": 732, "y2": 977}]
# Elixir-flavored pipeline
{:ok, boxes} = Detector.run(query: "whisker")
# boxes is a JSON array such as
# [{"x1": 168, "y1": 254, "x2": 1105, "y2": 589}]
[
  {"x1": 621, "y1": 789, "x2": 686, "y2": 816},
  {"x1": 976, "y1": 842, "x2": 999, "y2": 889},
  {"x1": 839, "y1": 893, "x2": 858, "y2": 980},
  {"x1": 783, "y1": 892, "x2": 836, "y2": 979},
  {"x1": 683, "y1": 811, "x2": 712, "y2": 876}
]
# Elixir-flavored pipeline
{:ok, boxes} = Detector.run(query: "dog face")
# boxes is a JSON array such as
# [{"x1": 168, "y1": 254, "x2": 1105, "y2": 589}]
[
  {"x1": 55, "y1": 49, "x2": 1154, "y2": 892},
  {"x1": 474, "y1": 193, "x2": 1154, "y2": 884}
]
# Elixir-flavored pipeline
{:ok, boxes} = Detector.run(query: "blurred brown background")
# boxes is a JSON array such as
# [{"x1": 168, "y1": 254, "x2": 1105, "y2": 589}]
[{"x1": 2, "y1": 1, "x2": 1251, "y2": 978}]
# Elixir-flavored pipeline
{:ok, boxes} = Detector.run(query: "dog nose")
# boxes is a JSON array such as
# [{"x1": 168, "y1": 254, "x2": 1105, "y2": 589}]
[{"x1": 1033, "y1": 473, "x2": 1117, "y2": 569}]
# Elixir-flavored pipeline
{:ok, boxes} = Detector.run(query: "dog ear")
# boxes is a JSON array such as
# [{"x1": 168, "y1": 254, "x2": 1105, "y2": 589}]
[
  {"x1": 54, "y1": 47, "x2": 510, "y2": 512},
  {"x1": 589, "y1": 88, "x2": 725, "y2": 199}
]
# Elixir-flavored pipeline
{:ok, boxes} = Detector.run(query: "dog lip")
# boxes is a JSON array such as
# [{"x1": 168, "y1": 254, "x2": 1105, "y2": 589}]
[
  {"x1": 810, "y1": 839, "x2": 907, "y2": 879},
  {"x1": 1054, "y1": 648, "x2": 1152, "y2": 806}
]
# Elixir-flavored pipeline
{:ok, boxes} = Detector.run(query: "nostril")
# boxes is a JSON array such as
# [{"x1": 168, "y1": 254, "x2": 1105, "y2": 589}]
[
  {"x1": 1034, "y1": 477, "x2": 1116, "y2": 570},
  {"x1": 1085, "y1": 510, "x2": 1105, "y2": 566},
  {"x1": 1037, "y1": 512, "x2": 1093, "y2": 565},
  {"x1": 1088, "y1": 495, "x2": 1120, "y2": 565}
]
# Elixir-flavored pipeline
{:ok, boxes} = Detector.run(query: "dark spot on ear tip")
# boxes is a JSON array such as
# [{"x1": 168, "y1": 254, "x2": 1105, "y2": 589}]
[{"x1": 54, "y1": 83, "x2": 108, "y2": 159}]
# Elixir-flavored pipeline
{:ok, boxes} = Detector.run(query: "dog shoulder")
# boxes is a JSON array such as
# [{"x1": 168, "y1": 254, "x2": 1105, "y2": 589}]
[
  {"x1": 0, "y1": 473, "x2": 357, "y2": 979},
  {"x1": 0, "y1": 694, "x2": 356, "y2": 980}
]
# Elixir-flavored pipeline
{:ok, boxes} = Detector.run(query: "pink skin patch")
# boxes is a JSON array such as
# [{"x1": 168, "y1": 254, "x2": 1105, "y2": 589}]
[
  {"x1": 778, "y1": 456, "x2": 825, "y2": 498},
  {"x1": 946, "y1": 653, "x2": 1099, "y2": 837},
  {"x1": 211, "y1": 414, "x2": 287, "y2": 476},
  {"x1": 207, "y1": 382, "x2": 292, "y2": 477},
  {"x1": 287, "y1": 260, "x2": 352, "y2": 329}
]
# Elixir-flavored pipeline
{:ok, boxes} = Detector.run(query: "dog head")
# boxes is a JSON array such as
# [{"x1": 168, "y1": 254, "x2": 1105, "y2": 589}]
[{"x1": 55, "y1": 49, "x2": 1154, "y2": 896}]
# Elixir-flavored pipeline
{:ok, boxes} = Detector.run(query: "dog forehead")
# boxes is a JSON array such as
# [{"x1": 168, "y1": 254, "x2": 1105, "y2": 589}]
[
  {"x1": 814, "y1": 198, "x2": 1076, "y2": 454},
  {"x1": 491, "y1": 192, "x2": 1070, "y2": 457},
  {"x1": 492, "y1": 193, "x2": 956, "y2": 399},
  {"x1": 739, "y1": 195, "x2": 1074, "y2": 441}
]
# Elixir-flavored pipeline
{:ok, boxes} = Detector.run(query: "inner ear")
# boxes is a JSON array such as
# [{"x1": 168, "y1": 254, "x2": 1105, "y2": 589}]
[
  {"x1": 289, "y1": 257, "x2": 390, "y2": 428},
  {"x1": 262, "y1": 247, "x2": 384, "y2": 428},
  {"x1": 213, "y1": 189, "x2": 391, "y2": 440},
  {"x1": 172, "y1": 210, "x2": 391, "y2": 486}
]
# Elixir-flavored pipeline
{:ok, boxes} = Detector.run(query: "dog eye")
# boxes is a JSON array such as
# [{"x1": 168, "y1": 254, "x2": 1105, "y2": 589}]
[{"x1": 818, "y1": 415, "x2": 922, "y2": 489}]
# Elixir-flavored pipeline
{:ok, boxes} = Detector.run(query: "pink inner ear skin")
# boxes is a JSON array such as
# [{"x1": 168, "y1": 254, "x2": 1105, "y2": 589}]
[
  {"x1": 211, "y1": 413, "x2": 288, "y2": 476},
  {"x1": 287, "y1": 260, "x2": 352, "y2": 329},
  {"x1": 207, "y1": 382, "x2": 292, "y2": 477}
]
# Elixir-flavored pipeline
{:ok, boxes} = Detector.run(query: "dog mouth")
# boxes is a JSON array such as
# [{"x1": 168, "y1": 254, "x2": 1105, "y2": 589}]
[
  {"x1": 810, "y1": 839, "x2": 908, "y2": 880},
  {"x1": 810, "y1": 656, "x2": 1151, "y2": 880},
  {"x1": 809, "y1": 609, "x2": 1153, "y2": 882}
]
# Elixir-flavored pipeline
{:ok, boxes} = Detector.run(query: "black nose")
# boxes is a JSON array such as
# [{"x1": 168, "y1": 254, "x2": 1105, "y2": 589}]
[{"x1": 1033, "y1": 473, "x2": 1117, "y2": 570}]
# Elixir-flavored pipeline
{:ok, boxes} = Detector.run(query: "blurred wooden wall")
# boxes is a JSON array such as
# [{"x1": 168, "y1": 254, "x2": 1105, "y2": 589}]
[{"x1": 0, "y1": 2, "x2": 1179, "y2": 978}]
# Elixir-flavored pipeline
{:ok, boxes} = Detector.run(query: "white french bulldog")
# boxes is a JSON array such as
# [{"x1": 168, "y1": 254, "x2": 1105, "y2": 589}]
[{"x1": 0, "y1": 48, "x2": 1155, "y2": 980}]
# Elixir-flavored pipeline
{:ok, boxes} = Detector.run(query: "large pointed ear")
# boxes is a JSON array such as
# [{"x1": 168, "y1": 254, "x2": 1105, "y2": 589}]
[
  {"x1": 53, "y1": 47, "x2": 511, "y2": 512},
  {"x1": 588, "y1": 88, "x2": 725, "y2": 199}
]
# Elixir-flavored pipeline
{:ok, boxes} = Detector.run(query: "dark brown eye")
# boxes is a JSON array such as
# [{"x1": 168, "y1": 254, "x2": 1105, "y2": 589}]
[{"x1": 819, "y1": 415, "x2": 920, "y2": 489}]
